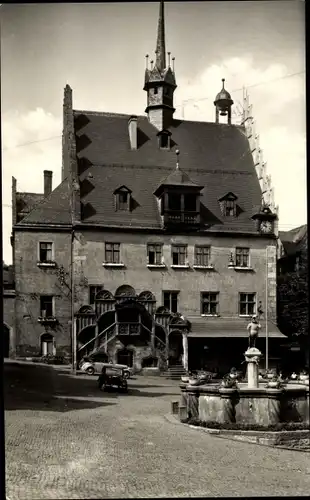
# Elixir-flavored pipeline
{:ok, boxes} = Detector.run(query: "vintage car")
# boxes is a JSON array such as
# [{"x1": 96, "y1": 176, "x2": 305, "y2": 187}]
[
  {"x1": 79, "y1": 354, "x2": 132, "y2": 379},
  {"x1": 97, "y1": 365, "x2": 128, "y2": 393}
]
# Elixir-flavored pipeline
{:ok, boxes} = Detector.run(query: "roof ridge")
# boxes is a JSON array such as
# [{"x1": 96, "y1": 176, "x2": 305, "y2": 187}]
[{"x1": 73, "y1": 110, "x2": 146, "y2": 119}]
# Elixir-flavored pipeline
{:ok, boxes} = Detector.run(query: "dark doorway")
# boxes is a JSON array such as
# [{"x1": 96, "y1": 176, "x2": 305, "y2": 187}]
[
  {"x1": 168, "y1": 331, "x2": 183, "y2": 366},
  {"x1": 117, "y1": 348, "x2": 134, "y2": 367},
  {"x1": 3, "y1": 324, "x2": 10, "y2": 357}
]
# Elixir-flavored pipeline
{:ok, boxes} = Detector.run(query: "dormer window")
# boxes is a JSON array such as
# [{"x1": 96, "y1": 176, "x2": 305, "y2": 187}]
[
  {"x1": 157, "y1": 129, "x2": 171, "y2": 150},
  {"x1": 219, "y1": 192, "x2": 238, "y2": 217},
  {"x1": 114, "y1": 186, "x2": 132, "y2": 211}
]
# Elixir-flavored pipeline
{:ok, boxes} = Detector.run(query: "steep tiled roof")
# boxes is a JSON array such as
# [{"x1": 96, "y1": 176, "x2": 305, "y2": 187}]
[
  {"x1": 74, "y1": 111, "x2": 262, "y2": 232},
  {"x1": 16, "y1": 192, "x2": 44, "y2": 222},
  {"x1": 279, "y1": 224, "x2": 307, "y2": 256},
  {"x1": 17, "y1": 179, "x2": 71, "y2": 226}
]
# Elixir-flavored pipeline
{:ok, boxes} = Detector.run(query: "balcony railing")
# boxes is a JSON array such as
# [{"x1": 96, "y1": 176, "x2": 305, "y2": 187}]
[
  {"x1": 118, "y1": 322, "x2": 141, "y2": 336},
  {"x1": 164, "y1": 210, "x2": 200, "y2": 225}
]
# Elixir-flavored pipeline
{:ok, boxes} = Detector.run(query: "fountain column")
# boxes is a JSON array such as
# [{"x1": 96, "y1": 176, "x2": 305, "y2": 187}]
[
  {"x1": 244, "y1": 347, "x2": 262, "y2": 388},
  {"x1": 182, "y1": 332, "x2": 188, "y2": 371}
]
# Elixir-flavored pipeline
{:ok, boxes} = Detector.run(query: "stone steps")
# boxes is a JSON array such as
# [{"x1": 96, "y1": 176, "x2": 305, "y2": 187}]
[{"x1": 164, "y1": 364, "x2": 187, "y2": 380}]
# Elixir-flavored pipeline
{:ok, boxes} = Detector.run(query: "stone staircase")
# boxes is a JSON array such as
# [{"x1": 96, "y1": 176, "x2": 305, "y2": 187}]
[{"x1": 165, "y1": 363, "x2": 187, "y2": 380}]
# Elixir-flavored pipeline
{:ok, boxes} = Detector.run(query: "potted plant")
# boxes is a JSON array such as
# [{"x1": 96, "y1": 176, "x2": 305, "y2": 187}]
[
  {"x1": 266, "y1": 374, "x2": 281, "y2": 389},
  {"x1": 221, "y1": 375, "x2": 237, "y2": 389},
  {"x1": 299, "y1": 370, "x2": 308, "y2": 381},
  {"x1": 266, "y1": 369, "x2": 276, "y2": 380},
  {"x1": 188, "y1": 373, "x2": 200, "y2": 386}
]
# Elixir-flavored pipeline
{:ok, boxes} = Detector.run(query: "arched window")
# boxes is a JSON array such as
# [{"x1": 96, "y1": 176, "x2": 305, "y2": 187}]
[
  {"x1": 138, "y1": 291, "x2": 156, "y2": 315},
  {"x1": 115, "y1": 285, "x2": 136, "y2": 300},
  {"x1": 40, "y1": 333, "x2": 55, "y2": 356},
  {"x1": 95, "y1": 290, "x2": 115, "y2": 316}
]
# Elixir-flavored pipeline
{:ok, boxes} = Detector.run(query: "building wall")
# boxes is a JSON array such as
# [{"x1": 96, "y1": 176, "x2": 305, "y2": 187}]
[
  {"x1": 3, "y1": 293, "x2": 15, "y2": 328},
  {"x1": 13, "y1": 229, "x2": 72, "y2": 356},
  {"x1": 73, "y1": 230, "x2": 277, "y2": 321}
]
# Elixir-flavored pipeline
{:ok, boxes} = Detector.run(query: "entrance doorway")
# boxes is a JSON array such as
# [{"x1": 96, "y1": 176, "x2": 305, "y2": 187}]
[
  {"x1": 168, "y1": 331, "x2": 183, "y2": 366},
  {"x1": 3, "y1": 324, "x2": 10, "y2": 357},
  {"x1": 117, "y1": 348, "x2": 134, "y2": 367},
  {"x1": 40, "y1": 333, "x2": 55, "y2": 356}
]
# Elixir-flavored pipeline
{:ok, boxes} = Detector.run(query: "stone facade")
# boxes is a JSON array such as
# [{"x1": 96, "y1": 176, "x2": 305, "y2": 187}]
[
  {"x1": 13, "y1": 229, "x2": 72, "y2": 357},
  {"x1": 72, "y1": 229, "x2": 277, "y2": 319}
]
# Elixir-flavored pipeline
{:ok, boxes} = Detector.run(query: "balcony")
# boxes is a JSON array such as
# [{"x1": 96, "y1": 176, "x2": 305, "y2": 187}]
[
  {"x1": 38, "y1": 316, "x2": 58, "y2": 324},
  {"x1": 164, "y1": 210, "x2": 200, "y2": 226},
  {"x1": 117, "y1": 322, "x2": 141, "y2": 336}
]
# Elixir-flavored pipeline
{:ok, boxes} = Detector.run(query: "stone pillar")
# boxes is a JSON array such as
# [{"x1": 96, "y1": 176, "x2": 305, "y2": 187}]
[
  {"x1": 266, "y1": 388, "x2": 282, "y2": 425},
  {"x1": 182, "y1": 332, "x2": 188, "y2": 371},
  {"x1": 187, "y1": 390, "x2": 199, "y2": 420},
  {"x1": 180, "y1": 383, "x2": 188, "y2": 409},
  {"x1": 244, "y1": 347, "x2": 262, "y2": 389},
  {"x1": 219, "y1": 388, "x2": 236, "y2": 423}
]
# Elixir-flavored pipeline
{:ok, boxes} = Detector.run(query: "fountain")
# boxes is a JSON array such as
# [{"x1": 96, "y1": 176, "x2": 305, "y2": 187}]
[{"x1": 178, "y1": 325, "x2": 309, "y2": 448}]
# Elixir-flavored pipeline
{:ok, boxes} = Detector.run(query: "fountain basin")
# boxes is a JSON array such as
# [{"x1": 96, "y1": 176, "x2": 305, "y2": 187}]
[{"x1": 180, "y1": 383, "x2": 309, "y2": 427}]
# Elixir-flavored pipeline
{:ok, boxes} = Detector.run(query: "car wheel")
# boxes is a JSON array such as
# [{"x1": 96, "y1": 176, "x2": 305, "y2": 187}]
[
  {"x1": 86, "y1": 366, "x2": 95, "y2": 375},
  {"x1": 124, "y1": 370, "x2": 130, "y2": 379}
]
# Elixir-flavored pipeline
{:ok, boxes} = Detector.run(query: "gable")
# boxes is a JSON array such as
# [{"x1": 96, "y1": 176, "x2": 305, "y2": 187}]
[{"x1": 17, "y1": 179, "x2": 72, "y2": 226}]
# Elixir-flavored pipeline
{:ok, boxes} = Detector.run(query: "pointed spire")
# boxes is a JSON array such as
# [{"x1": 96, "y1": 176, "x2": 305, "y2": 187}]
[{"x1": 155, "y1": 0, "x2": 166, "y2": 72}]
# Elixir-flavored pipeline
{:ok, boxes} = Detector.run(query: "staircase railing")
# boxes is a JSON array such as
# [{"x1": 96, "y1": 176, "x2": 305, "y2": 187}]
[{"x1": 78, "y1": 322, "x2": 116, "y2": 355}]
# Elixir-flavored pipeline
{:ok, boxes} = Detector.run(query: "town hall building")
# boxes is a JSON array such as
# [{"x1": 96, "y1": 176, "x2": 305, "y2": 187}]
[{"x1": 10, "y1": 1, "x2": 286, "y2": 374}]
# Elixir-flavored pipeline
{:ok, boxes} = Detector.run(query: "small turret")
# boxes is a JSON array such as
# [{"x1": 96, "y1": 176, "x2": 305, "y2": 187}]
[{"x1": 214, "y1": 79, "x2": 234, "y2": 125}]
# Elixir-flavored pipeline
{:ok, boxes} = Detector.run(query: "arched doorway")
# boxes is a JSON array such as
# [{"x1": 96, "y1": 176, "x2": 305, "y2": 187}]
[
  {"x1": 117, "y1": 348, "x2": 134, "y2": 367},
  {"x1": 40, "y1": 333, "x2": 55, "y2": 356},
  {"x1": 3, "y1": 323, "x2": 10, "y2": 358}
]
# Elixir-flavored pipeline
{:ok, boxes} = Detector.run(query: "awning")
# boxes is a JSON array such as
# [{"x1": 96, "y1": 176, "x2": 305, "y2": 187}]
[{"x1": 187, "y1": 318, "x2": 287, "y2": 339}]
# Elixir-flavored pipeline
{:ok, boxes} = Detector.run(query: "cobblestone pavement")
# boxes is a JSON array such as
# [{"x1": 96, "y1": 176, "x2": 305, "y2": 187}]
[{"x1": 5, "y1": 361, "x2": 310, "y2": 499}]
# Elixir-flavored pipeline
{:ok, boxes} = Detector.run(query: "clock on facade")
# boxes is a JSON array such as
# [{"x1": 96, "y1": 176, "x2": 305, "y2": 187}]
[{"x1": 259, "y1": 220, "x2": 273, "y2": 233}]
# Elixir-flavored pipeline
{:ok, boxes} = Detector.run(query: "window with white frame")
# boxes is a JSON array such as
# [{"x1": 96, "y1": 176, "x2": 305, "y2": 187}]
[
  {"x1": 40, "y1": 295, "x2": 54, "y2": 317},
  {"x1": 201, "y1": 292, "x2": 219, "y2": 315},
  {"x1": 89, "y1": 285, "x2": 103, "y2": 306},
  {"x1": 105, "y1": 243, "x2": 120, "y2": 264},
  {"x1": 163, "y1": 291, "x2": 179, "y2": 313},
  {"x1": 147, "y1": 244, "x2": 163, "y2": 265},
  {"x1": 195, "y1": 246, "x2": 211, "y2": 266},
  {"x1": 39, "y1": 242, "x2": 53, "y2": 262},
  {"x1": 171, "y1": 245, "x2": 187, "y2": 266},
  {"x1": 235, "y1": 247, "x2": 250, "y2": 267},
  {"x1": 239, "y1": 293, "x2": 256, "y2": 316}
]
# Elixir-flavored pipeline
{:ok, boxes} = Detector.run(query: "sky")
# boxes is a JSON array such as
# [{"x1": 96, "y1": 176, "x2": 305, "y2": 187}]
[{"x1": 1, "y1": 1, "x2": 306, "y2": 264}]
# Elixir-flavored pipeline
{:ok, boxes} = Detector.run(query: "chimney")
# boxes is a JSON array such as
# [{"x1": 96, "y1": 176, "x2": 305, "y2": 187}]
[
  {"x1": 128, "y1": 115, "x2": 138, "y2": 150},
  {"x1": 44, "y1": 170, "x2": 53, "y2": 197}
]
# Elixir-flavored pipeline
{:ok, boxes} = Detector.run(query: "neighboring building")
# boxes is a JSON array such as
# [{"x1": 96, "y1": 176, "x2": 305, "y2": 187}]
[
  {"x1": 277, "y1": 225, "x2": 308, "y2": 370},
  {"x1": 11, "y1": 1, "x2": 286, "y2": 373},
  {"x1": 3, "y1": 262, "x2": 15, "y2": 357}
]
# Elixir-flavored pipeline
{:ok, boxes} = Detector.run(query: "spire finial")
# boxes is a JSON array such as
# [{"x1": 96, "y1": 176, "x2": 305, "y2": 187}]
[
  {"x1": 155, "y1": 0, "x2": 166, "y2": 71},
  {"x1": 176, "y1": 149, "x2": 180, "y2": 169},
  {"x1": 222, "y1": 78, "x2": 225, "y2": 88},
  {"x1": 172, "y1": 56, "x2": 175, "y2": 72},
  {"x1": 145, "y1": 54, "x2": 149, "y2": 69},
  {"x1": 168, "y1": 51, "x2": 171, "y2": 67}
]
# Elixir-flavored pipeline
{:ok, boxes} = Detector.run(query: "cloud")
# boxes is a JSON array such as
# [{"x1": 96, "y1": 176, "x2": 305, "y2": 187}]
[
  {"x1": 1, "y1": 58, "x2": 306, "y2": 262},
  {"x1": 174, "y1": 56, "x2": 306, "y2": 231},
  {"x1": 2, "y1": 108, "x2": 62, "y2": 263}
]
